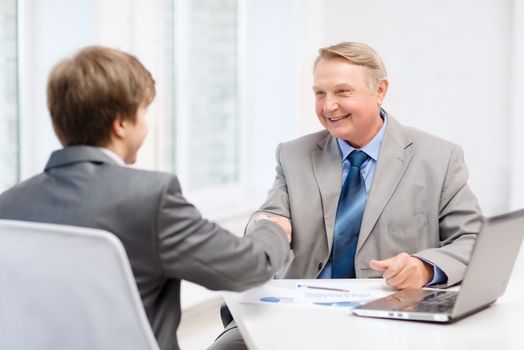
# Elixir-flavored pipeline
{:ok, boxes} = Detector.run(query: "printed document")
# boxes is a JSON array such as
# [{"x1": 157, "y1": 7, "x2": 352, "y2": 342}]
[{"x1": 239, "y1": 280, "x2": 394, "y2": 308}]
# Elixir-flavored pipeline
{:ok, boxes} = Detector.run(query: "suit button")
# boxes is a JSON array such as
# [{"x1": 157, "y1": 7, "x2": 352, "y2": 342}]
[{"x1": 318, "y1": 262, "x2": 323, "y2": 270}]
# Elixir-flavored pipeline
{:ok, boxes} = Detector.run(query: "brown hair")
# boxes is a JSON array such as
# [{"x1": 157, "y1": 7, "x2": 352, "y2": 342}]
[
  {"x1": 47, "y1": 46, "x2": 156, "y2": 146},
  {"x1": 315, "y1": 42, "x2": 387, "y2": 89}
]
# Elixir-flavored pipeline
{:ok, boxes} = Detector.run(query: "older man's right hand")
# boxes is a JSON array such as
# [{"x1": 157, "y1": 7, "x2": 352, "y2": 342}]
[{"x1": 253, "y1": 213, "x2": 292, "y2": 243}]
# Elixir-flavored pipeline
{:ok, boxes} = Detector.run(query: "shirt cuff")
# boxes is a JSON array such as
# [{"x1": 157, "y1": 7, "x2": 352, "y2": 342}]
[{"x1": 416, "y1": 257, "x2": 448, "y2": 286}]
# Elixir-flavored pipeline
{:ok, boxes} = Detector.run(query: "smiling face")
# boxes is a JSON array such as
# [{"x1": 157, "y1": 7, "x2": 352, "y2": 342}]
[{"x1": 313, "y1": 57, "x2": 388, "y2": 148}]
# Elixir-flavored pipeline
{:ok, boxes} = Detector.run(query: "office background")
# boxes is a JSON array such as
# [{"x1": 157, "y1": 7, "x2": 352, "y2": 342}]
[{"x1": 1, "y1": 0, "x2": 524, "y2": 347}]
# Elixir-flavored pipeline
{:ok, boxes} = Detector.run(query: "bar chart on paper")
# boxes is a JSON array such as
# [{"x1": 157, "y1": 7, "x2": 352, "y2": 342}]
[{"x1": 239, "y1": 280, "x2": 394, "y2": 308}]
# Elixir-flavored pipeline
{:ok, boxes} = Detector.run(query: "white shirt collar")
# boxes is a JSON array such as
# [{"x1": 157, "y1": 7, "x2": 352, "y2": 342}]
[{"x1": 96, "y1": 147, "x2": 125, "y2": 166}]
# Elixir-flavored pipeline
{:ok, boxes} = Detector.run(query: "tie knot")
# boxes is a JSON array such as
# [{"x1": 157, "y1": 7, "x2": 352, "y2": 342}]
[{"x1": 348, "y1": 150, "x2": 368, "y2": 168}]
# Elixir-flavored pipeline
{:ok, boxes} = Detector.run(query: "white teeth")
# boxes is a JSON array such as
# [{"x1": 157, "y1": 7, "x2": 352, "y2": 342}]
[{"x1": 329, "y1": 114, "x2": 349, "y2": 121}]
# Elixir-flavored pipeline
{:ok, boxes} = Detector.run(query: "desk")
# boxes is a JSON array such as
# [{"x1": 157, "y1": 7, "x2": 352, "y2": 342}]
[{"x1": 223, "y1": 278, "x2": 524, "y2": 350}]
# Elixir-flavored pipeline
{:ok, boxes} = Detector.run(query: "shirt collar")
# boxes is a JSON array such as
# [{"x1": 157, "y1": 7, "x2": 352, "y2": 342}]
[
  {"x1": 336, "y1": 108, "x2": 388, "y2": 162},
  {"x1": 97, "y1": 147, "x2": 125, "y2": 166}
]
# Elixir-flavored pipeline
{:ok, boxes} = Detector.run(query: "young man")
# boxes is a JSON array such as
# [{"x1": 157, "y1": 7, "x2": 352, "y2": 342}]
[{"x1": 0, "y1": 46, "x2": 292, "y2": 350}]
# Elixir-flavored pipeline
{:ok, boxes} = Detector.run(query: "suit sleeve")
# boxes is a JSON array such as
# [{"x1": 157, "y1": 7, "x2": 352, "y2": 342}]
[
  {"x1": 246, "y1": 143, "x2": 292, "y2": 231},
  {"x1": 414, "y1": 145, "x2": 483, "y2": 286},
  {"x1": 155, "y1": 176, "x2": 291, "y2": 291}
]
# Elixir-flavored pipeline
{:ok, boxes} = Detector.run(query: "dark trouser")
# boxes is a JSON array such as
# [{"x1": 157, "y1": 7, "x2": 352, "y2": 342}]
[{"x1": 207, "y1": 321, "x2": 247, "y2": 350}]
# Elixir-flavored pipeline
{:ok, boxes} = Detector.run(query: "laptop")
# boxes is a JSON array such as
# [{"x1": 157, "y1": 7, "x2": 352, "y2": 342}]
[{"x1": 352, "y1": 209, "x2": 524, "y2": 323}]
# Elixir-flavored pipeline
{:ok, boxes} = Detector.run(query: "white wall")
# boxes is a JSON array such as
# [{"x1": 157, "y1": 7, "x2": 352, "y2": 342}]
[{"x1": 289, "y1": 0, "x2": 522, "y2": 216}]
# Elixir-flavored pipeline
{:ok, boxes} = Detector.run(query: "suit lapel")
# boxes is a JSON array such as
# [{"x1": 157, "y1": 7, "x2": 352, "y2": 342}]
[
  {"x1": 357, "y1": 116, "x2": 413, "y2": 253},
  {"x1": 312, "y1": 134, "x2": 342, "y2": 253}
]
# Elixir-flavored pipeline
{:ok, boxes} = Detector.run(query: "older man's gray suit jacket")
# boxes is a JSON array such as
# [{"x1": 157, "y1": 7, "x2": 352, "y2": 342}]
[
  {"x1": 0, "y1": 146, "x2": 290, "y2": 350},
  {"x1": 249, "y1": 115, "x2": 482, "y2": 286}
]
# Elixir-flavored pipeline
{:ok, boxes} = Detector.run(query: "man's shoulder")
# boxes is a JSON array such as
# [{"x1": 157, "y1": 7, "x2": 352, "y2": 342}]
[
  {"x1": 104, "y1": 165, "x2": 180, "y2": 192},
  {"x1": 403, "y1": 126, "x2": 458, "y2": 153},
  {"x1": 280, "y1": 129, "x2": 331, "y2": 151},
  {"x1": 111, "y1": 165, "x2": 174, "y2": 181},
  {"x1": 388, "y1": 115, "x2": 458, "y2": 153},
  {"x1": 0, "y1": 174, "x2": 40, "y2": 201},
  {"x1": 275, "y1": 130, "x2": 332, "y2": 162}
]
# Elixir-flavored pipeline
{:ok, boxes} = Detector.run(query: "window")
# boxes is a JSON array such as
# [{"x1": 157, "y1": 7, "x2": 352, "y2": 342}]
[
  {"x1": 172, "y1": 0, "x2": 245, "y2": 216},
  {"x1": 169, "y1": 0, "x2": 296, "y2": 218},
  {"x1": 0, "y1": 0, "x2": 19, "y2": 191}
]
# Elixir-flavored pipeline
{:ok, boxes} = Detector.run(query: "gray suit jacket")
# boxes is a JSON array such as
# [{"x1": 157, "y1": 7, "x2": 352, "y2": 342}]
[
  {"x1": 249, "y1": 115, "x2": 482, "y2": 286},
  {"x1": 0, "y1": 146, "x2": 290, "y2": 350}
]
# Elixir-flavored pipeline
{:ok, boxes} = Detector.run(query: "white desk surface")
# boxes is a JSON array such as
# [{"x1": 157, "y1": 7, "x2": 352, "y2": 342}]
[{"x1": 223, "y1": 277, "x2": 524, "y2": 350}]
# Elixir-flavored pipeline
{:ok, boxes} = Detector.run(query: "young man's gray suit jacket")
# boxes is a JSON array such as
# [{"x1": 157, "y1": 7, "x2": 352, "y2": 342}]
[
  {"x1": 249, "y1": 114, "x2": 483, "y2": 286},
  {"x1": 0, "y1": 146, "x2": 290, "y2": 350}
]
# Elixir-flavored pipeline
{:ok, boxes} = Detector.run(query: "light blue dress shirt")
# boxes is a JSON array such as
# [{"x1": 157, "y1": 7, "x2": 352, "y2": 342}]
[{"x1": 318, "y1": 110, "x2": 446, "y2": 286}]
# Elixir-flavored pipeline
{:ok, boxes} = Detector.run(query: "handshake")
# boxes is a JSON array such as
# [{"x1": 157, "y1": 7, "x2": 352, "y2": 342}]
[{"x1": 252, "y1": 212, "x2": 292, "y2": 243}]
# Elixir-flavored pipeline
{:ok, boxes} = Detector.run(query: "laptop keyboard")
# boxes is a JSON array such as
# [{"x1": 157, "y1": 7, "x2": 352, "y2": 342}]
[{"x1": 404, "y1": 290, "x2": 458, "y2": 313}]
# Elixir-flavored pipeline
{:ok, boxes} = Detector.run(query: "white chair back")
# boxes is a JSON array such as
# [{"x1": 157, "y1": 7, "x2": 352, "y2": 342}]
[{"x1": 0, "y1": 219, "x2": 159, "y2": 350}]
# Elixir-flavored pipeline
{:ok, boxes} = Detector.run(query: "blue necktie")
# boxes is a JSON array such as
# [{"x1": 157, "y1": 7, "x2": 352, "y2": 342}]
[{"x1": 331, "y1": 150, "x2": 369, "y2": 278}]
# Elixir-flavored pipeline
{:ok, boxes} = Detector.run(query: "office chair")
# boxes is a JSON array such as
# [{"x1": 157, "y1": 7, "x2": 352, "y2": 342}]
[{"x1": 0, "y1": 219, "x2": 159, "y2": 350}]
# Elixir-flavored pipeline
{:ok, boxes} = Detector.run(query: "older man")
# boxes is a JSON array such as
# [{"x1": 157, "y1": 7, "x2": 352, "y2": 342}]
[{"x1": 211, "y1": 41, "x2": 482, "y2": 349}]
